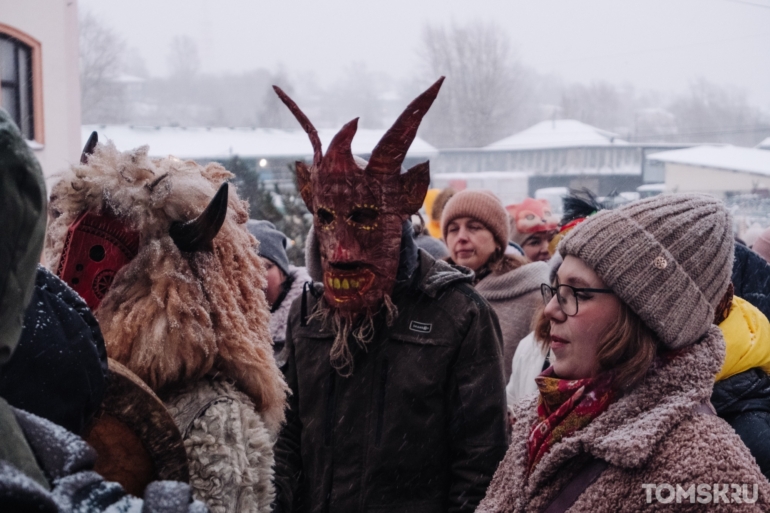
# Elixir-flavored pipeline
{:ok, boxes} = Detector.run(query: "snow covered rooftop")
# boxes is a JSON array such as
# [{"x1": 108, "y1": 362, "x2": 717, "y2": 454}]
[
  {"x1": 81, "y1": 125, "x2": 438, "y2": 160},
  {"x1": 485, "y1": 120, "x2": 628, "y2": 150},
  {"x1": 647, "y1": 145, "x2": 770, "y2": 176},
  {"x1": 759, "y1": 137, "x2": 770, "y2": 150}
]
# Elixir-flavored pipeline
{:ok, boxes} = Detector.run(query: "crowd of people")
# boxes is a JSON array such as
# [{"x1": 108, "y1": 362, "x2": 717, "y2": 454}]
[{"x1": 3, "y1": 75, "x2": 770, "y2": 512}]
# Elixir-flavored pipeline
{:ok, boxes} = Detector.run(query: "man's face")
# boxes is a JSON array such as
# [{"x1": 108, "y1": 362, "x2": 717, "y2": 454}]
[
  {"x1": 313, "y1": 171, "x2": 404, "y2": 315},
  {"x1": 522, "y1": 231, "x2": 555, "y2": 262}
]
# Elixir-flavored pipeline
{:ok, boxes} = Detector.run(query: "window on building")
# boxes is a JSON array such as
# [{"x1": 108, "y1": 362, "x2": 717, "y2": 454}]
[{"x1": 0, "y1": 34, "x2": 34, "y2": 140}]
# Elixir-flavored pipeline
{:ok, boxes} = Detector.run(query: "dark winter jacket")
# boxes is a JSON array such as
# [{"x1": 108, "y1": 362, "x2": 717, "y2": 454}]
[
  {"x1": 732, "y1": 242, "x2": 770, "y2": 319},
  {"x1": 0, "y1": 401, "x2": 207, "y2": 512},
  {"x1": 0, "y1": 266, "x2": 108, "y2": 435},
  {"x1": 712, "y1": 367, "x2": 770, "y2": 480},
  {"x1": 274, "y1": 249, "x2": 508, "y2": 513}
]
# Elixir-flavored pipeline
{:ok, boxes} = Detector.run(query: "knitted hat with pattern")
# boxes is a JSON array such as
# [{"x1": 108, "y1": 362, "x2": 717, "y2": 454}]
[
  {"x1": 559, "y1": 193, "x2": 734, "y2": 349},
  {"x1": 441, "y1": 190, "x2": 509, "y2": 251}
]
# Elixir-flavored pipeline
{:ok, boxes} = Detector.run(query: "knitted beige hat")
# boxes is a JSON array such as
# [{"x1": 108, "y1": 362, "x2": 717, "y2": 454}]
[
  {"x1": 559, "y1": 193, "x2": 734, "y2": 350},
  {"x1": 441, "y1": 190, "x2": 509, "y2": 251}
]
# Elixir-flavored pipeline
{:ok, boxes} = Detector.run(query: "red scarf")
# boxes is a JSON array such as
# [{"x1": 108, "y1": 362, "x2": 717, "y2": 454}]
[{"x1": 527, "y1": 368, "x2": 616, "y2": 473}]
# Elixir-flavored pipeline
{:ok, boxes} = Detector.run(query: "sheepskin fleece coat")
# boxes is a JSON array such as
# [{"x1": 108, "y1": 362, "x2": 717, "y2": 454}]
[
  {"x1": 478, "y1": 326, "x2": 770, "y2": 512},
  {"x1": 165, "y1": 377, "x2": 275, "y2": 513},
  {"x1": 475, "y1": 259, "x2": 550, "y2": 383}
]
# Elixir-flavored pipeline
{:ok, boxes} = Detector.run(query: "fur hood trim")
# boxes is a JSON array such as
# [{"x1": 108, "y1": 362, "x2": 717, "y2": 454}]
[
  {"x1": 270, "y1": 266, "x2": 311, "y2": 344},
  {"x1": 45, "y1": 141, "x2": 287, "y2": 432}
]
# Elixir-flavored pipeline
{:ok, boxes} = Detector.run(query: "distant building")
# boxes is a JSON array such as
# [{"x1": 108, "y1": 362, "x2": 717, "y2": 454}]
[
  {"x1": 0, "y1": 0, "x2": 81, "y2": 182},
  {"x1": 759, "y1": 137, "x2": 770, "y2": 151},
  {"x1": 431, "y1": 171, "x2": 529, "y2": 206},
  {"x1": 647, "y1": 145, "x2": 770, "y2": 198},
  {"x1": 432, "y1": 120, "x2": 687, "y2": 196},
  {"x1": 81, "y1": 125, "x2": 438, "y2": 188}
]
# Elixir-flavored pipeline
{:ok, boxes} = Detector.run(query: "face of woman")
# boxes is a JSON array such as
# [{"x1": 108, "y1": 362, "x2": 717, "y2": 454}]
[
  {"x1": 261, "y1": 257, "x2": 286, "y2": 307},
  {"x1": 522, "y1": 231, "x2": 553, "y2": 262},
  {"x1": 544, "y1": 255, "x2": 621, "y2": 380},
  {"x1": 445, "y1": 217, "x2": 499, "y2": 272}
]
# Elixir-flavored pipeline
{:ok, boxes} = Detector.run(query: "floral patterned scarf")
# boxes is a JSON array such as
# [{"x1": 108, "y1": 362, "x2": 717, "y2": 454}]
[{"x1": 527, "y1": 368, "x2": 616, "y2": 473}]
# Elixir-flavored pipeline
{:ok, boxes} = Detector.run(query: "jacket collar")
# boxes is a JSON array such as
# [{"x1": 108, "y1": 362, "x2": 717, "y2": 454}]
[
  {"x1": 516, "y1": 326, "x2": 725, "y2": 492},
  {"x1": 417, "y1": 250, "x2": 473, "y2": 298},
  {"x1": 474, "y1": 261, "x2": 550, "y2": 301}
]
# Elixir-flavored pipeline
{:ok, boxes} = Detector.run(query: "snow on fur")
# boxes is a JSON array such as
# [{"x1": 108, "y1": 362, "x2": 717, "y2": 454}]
[{"x1": 45, "y1": 141, "x2": 287, "y2": 433}]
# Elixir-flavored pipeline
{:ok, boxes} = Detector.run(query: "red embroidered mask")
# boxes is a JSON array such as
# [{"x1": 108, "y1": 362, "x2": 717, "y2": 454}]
[
  {"x1": 56, "y1": 211, "x2": 140, "y2": 311},
  {"x1": 275, "y1": 78, "x2": 444, "y2": 315},
  {"x1": 56, "y1": 132, "x2": 231, "y2": 311}
]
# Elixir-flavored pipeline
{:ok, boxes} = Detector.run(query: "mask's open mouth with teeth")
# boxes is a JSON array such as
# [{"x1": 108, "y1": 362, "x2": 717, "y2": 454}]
[{"x1": 324, "y1": 269, "x2": 375, "y2": 302}]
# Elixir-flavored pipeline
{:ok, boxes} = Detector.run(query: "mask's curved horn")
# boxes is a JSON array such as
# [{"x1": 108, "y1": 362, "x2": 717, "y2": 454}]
[
  {"x1": 273, "y1": 86, "x2": 323, "y2": 167},
  {"x1": 366, "y1": 76, "x2": 444, "y2": 175},
  {"x1": 80, "y1": 131, "x2": 98, "y2": 164},
  {"x1": 170, "y1": 182, "x2": 229, "y2": 252},
  {"x1": 324, "y1": 118, "x2": 359, "y2": 173}
]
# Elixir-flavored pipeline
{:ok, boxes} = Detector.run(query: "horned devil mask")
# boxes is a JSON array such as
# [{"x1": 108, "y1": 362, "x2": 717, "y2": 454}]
[{"x1": 274, "y1": 77, "x2": 444, "y2": 318}]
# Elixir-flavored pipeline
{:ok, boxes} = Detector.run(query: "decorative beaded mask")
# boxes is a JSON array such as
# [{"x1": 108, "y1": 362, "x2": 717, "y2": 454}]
[{"x1": 275, "y1": 78, "x2": 444, "y2": 315}]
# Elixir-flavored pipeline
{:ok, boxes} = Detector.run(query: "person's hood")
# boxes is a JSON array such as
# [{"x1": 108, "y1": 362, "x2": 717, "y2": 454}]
[
  {"x1": 716, "y1": 295, "x2": 770, "y2": 381},
  {"x1": 0, "y1": 109, "x2": 47, "y2": 365},
  {"x1": 417, "y1": 249, "x2": 474, "y2": 297},
  {"x1": 474, "y1": 261, "x2": 549, "y2": 301},
  {"x1": 0, "y1": 266, "x2": 108, "y2": 435}
]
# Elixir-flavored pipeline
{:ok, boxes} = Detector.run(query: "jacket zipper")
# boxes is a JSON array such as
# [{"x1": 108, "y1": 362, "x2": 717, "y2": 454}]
[
  {"x1": 375, "y1": 358, "x2": 389, "y2": 447},
  {"x1": 324, "y1": 369, "x2": 336, "y2": 446}
]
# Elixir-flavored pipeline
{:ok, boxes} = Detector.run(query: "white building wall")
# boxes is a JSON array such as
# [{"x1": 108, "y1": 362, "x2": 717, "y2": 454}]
[
  {"x1": 0, "y1": 0, "x2": 81, "y2": 184},
  {"x1": 665, "y1": 163, "x2": 770, "y2": 197}
]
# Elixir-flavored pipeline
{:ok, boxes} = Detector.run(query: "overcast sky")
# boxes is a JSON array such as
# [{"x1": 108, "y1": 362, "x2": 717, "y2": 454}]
[{"x1": 79, "y1": 0, "x2": 770, "y2": 109}]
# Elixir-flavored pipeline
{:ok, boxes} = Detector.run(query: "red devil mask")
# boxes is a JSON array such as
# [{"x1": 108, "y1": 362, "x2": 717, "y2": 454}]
[
  {"x1": 56, "y1": 211, "x2": 140, "y2": 311},
  {"x1": 56, "y1": 132, "x2": 231, "y2": 311},
  {"x1": 274, "y1": 77, "x2": 444, "y2": 315}
]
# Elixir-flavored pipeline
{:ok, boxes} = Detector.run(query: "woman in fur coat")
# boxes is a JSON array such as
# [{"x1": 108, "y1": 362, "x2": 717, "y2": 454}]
[
  {"x1": 441, "y1": 190, "x2": 549, "y2": 382},
  {"x1": 45, "y1": 139, "x2": 287, "y2": 513},
  {"x1": 478, "y1": 193, "x2": 770, "y2": 512}
]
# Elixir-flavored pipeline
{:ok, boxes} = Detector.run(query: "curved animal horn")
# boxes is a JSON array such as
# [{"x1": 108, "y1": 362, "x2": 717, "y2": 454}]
[
  {"x1": 366, "y1": 76, "x2": 445, "y2": 175},
  {"x1": 169, "y1": 182, "x2": 229, "y2": 252},
  {"x1": 323, "y1": 118, "x2": 359, "y2": 173},
  {"x1": 80, "y1": 131, "x2": 98, "y2": 164},
  {"x1": 273, "y1": 86, "x2": 323, "y2": 167}
]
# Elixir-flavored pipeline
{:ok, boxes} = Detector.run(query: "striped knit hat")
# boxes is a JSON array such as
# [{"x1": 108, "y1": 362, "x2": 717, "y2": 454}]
[{"x1": 559, "y1": 193, "x2": 734, "y2": 349}]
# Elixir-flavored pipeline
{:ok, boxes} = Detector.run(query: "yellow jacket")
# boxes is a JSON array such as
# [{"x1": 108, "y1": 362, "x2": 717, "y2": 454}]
[
  {"x1": 422, "y1": 188, "x2": 444, "y2": 239},
  {"x1": 716, "y1": 296, "x2": 770, "y2": 381}
]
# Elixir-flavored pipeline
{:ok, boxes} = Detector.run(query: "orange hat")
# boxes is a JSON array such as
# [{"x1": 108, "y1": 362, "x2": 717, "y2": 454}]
[{"x1": 505, "y1": 198, "x2": 559, "y2": 246}]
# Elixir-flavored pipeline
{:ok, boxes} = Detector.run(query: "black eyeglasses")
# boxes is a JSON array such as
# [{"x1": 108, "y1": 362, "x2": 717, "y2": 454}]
[{"x1": 540, "y1": 283, "x2": 613, "y2": 316}]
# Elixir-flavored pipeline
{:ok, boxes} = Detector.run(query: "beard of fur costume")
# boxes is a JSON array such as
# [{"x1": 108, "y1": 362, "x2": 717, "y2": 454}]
[{"x1": 309, "y1": 294, "x2": 398, "y2": 376}]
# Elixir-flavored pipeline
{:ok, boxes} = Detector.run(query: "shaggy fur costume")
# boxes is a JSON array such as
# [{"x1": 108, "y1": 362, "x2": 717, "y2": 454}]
[
  {"x1": 45, "y1": 142, "x2": 287, "y2": 435},
  {"x1": 165, "y1": 378, "x2": 275, "y2": 512},
  {"x1": 478, "y1": 327, "x2": 770, "y2": 512}
]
